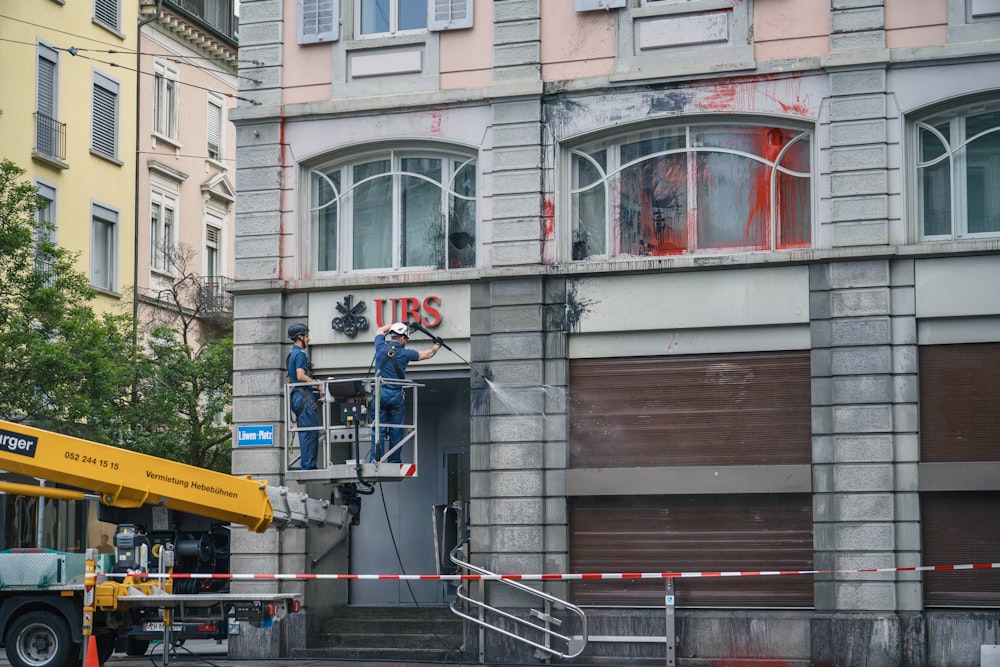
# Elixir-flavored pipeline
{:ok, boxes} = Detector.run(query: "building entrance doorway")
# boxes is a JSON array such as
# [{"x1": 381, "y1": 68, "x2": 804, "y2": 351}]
[{"x1": 349, "y1": 374, "x2": 470, "y2": 604}]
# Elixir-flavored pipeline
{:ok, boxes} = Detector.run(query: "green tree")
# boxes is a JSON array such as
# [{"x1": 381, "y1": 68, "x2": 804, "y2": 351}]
[
  {"x1": 126, "y1": 245, "x2": 233, "y2": 472},
  {"x1": 0, "y1": 159, "x2": 135, "y2": 438}
]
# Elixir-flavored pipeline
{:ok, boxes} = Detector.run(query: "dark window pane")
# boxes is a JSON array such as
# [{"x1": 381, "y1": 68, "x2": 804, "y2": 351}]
[
  {"x1": 314, "y1": 170, "x2": 340, "y2": 272},
  {"x1": 448, "y1": 159, "x2": 477, "y2": 268},
  {"x1": 919, "y1": 124, "x2": 952, "y2": 237},
  {"x1": 352, "y1": 160, "x2": 392, "y2": 269},
  {"x1": 617, "y1": 137, "x2": 686, "y2": 256},
  {"x1": 400, "y1": 157, "x2": 443, "y2": 268},
  {"x1": 571, "y1": 150, "x2": 606, "y2": 260},
  {"x1": 964, "y1": 111, "x2": 1000, "y2": 234},
  {"x1": 360, "y1": 0, "x2": 390, "y2": 33},
  {"x1": 399, "y1": 0, "x2": 427, "y2": 30}
]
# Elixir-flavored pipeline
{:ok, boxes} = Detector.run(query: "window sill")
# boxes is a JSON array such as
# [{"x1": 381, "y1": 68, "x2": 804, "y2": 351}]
[
  {"x1": 631, "y1": 0, "x2": 739, "y2": 19},
  {"x1": 90, "y1": 150, "x2": 124, "y2": 167},
  {"x1": 560, "y1": 240, "x2": 1000, "y2": 274},
  {"x1": 92, "y1": 17, "x2": 125, "y2": 40},
  {"x1": 32, "y1": 151, "x2": 69, "y2": 171},
  {"x1": 90, "y1": 285, "x2": 122, "y2": 299},
  {"x1": 611, "y1": 46, "x2": 756, "y2": 82},
  {"x1": 152, "y1": 132, "x2": 182, "y2": 150},
  {"x1": 151, "y1": 268, "x2": 176, "y2": 281},
  {"x1": 346, "y1": 33, "x2": 428, "y2": 50}
]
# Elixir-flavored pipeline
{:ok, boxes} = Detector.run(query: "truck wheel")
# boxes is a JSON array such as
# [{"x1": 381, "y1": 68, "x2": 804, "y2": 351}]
[
  {"x1": 95, "y1": 635, "x2": 115, "y2": 664},
  {"x1": 124, "y1": 638, "x2": 149, "y2": 657},
  {"x1": 5, "y1": 611, "x2": 74, "y2": 667}
]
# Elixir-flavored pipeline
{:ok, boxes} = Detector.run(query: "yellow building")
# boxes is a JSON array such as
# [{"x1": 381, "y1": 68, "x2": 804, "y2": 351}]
[{"x1": 0, "y1": 0, "x2": 138, "y2": 314}]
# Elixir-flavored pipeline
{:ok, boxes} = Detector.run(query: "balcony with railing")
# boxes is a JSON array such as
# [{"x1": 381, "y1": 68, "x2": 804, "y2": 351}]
[
  {"x1": 34, "y1": 113, "x2": 67, "y2": 164},
  {"x1": 165, "y1": 0, "x2": 237, "y2": 40},
  {"x1": 201, "y1": 275, "x2": 233, "y2": 316}
]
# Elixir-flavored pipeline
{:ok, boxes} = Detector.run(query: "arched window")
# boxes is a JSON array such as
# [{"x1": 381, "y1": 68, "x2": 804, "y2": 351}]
[
  {"x1": 568, "y1": 121, "x2": 812, "y2": 260},
  {"x1": 914, "y1": 96, "x2": 1000, "y2": 241},
  {"x1": 309, "y1": 148, "x2": 477, "y2": 273}
]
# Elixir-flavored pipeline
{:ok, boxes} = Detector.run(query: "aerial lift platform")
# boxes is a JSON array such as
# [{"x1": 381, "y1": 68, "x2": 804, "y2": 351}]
[{"x1": 284, "y1": 376, "x2": 422, "y2": 485}]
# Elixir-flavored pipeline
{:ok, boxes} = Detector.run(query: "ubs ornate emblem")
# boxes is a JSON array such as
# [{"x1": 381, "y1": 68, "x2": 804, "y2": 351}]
[{"x1": 331, "y1": 295, "x2": 369, "y2": 338}]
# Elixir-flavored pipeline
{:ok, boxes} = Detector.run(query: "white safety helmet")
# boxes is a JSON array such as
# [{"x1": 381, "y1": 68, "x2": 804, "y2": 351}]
[{"x1": 389, "y1": 322, "x2": 410, "y2": 337}]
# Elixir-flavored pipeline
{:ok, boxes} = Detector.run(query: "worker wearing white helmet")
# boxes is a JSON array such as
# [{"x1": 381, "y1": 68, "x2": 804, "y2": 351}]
[{"x1": 369, "y1": 322, "x2": 440, "y2": 463}]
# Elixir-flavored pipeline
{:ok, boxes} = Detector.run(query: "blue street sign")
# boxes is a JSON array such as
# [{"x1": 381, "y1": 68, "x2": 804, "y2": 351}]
[{"x1": 236, "y1": 425, "x2": 274, "y2": 447}]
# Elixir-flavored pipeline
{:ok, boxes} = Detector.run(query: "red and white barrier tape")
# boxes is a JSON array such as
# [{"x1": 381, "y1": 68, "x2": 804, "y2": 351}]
[{"x1": 110, "y1": 562, "x2": 1000, "y2": 581}]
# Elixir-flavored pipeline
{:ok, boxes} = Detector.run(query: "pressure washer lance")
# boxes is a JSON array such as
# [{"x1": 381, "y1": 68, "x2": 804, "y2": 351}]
[{"x1": 406, "y1": 321, "x2": 493, "y2": 381}]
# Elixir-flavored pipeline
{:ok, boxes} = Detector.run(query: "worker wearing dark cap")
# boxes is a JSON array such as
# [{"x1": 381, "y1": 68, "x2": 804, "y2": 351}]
[{"x1": 287, "y1": 323, "x2": 322, "y2": 470}]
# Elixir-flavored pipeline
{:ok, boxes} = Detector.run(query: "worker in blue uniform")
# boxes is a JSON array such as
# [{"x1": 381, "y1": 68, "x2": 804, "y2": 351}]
[
  {"x1": 287, "y1": 323, "x2": 323, "y2": 470},
  {"x1": 370, "y1": 322, "x2": 441, "y2": 463}
]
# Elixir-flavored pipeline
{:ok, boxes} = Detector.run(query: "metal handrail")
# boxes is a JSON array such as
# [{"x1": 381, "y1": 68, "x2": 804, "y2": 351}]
[
  {"x1": 283, "y1": 376, "x2": 420, "y2": 471},
  {"x1": 449, "y1": 539, "x2": 588, "y2": 660}
]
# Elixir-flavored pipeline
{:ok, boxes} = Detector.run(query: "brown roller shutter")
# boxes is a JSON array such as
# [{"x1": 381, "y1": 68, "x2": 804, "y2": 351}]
[
  {"x1": 569, "y1": 351, "x2": 811, "y2": 468},
  {"x1": 921, "y1": 492, "x2": 1000, "y2": 607},
  {"x1": 569, "y1": 494, "x2": 814, "y2": 607},
  {"x1": 920, "y1": 343, "x2": 1000, "y2": 462}
]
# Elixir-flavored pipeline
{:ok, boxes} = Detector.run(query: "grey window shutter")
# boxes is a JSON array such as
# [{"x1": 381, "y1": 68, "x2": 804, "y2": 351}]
[
  {"x1": 298, "y1": 0, "x2": 339, "y2": 44},
  {"x1": 429, "y1": 0, "x2": 474, "y2": 31},
  {"x1": 37, "y1": 50, "x2": 56, "y2": 117},
  {"x1": 94, "y1": 0, "x2": 120, "y2": 30},
  {"x1": 575, "y1": 0, "x2": 626, "y2": 11},
  {"x1": 36, "y1": 53, "x2": 57, "y2": 157},
  {"x1": 92, "y1": 75, "x2": 118, "y2": 158},
  {"x1": 207, "y1": 101, "x2": 222, "y2": 161}
]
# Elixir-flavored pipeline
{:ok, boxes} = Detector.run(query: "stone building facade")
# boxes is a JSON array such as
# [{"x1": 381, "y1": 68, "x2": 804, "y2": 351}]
[{"x1": 229, "y1": 1, "x2": 1000, "y2": 664}]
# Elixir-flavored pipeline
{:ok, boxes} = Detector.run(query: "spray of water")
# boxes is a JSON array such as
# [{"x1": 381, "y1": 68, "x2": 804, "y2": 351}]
[{"x1": 483, "y1": 379, "x2": 557, "y2": 417}]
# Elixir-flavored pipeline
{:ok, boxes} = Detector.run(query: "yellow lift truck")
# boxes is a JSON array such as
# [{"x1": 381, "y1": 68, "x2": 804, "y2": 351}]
[{"x1": 0, "y1": 420, "x2": 352, "y2": 667}]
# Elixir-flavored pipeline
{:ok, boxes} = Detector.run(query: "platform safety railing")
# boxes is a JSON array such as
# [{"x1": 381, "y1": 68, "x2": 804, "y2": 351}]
[
  {"x1": 283, "y1": 376, "x2": 420, "y2": 472},
  {"x1": 449, "y1": 538, "x2": 588, "y2": 662}
]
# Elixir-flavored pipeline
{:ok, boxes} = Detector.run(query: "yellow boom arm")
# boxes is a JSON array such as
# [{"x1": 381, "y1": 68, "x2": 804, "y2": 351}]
[{"x1": 0, "y1": 420, "x2": 346, "y2": 532}]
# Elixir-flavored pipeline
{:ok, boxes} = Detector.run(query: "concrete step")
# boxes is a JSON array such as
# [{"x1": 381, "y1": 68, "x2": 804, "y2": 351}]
[
  {"x1": 291, "y1": 646, "x2": 466, "y2": 662},
  {"x1": 320, "y1": 629, "x2": 463, "y2": 650},
  {"x1": 302, "y1": 605, "x2": 464, "y2": 663}
]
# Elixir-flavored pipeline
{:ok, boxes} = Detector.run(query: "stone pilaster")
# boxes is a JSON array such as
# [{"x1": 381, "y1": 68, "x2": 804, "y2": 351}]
[
  {"x1": 229, "y1": 1, "x2": 294, "y2": 655},
  {"x1": 830, "y1": 0, "x2": 885, "y2": 53},
  {"x1": 468, "y1": 276, "x2": 567, "y2": 638},
  {"x1": 813, "y1": 260, "x2": 898, "y2": 612},
  {"x1": 492, "y1": 0, "x2": 541, "y2": 83},
  {"x1": 485, "y1": 99, "x2": 544, "y2": 268}
]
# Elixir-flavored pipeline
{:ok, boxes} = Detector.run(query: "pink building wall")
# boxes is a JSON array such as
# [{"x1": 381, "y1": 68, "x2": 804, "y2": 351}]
[
  {"x1": 886, "y1": 0, "x2": 947, "y2": 48},
  {"x1": 280, "y1": 0, "x2": 954, "y2": 104}
]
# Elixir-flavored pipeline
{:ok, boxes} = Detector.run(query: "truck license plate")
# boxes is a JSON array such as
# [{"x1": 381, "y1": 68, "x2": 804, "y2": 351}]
[{"x1": 143, "y1": 623, "x2": 184, "y2": 632}]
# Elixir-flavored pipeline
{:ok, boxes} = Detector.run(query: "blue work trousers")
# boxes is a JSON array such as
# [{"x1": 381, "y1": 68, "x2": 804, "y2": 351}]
[
  {"x1": 369, "y1": 392, "x2": 405, "y2": 463},
  {"x1": 291, "y1": 388, "x2": 319, "y2": 470}
]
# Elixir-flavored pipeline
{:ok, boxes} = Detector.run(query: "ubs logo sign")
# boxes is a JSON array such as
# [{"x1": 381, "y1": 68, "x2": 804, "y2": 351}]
[
  {"x1": 331, "y1": 295, "x2": 369, "y2": 338},
  {"x1": 331, "y1": 294, "x2": 443, "y2": 338}
]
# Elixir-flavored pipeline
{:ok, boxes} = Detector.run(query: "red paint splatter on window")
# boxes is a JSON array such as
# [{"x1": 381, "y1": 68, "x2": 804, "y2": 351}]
[
  {"x1": 745, "y1": 127, "x2": 811, "y2": 250},
  {"x1": 743, "y1": 127, "x2": 784, "y2": 249}
]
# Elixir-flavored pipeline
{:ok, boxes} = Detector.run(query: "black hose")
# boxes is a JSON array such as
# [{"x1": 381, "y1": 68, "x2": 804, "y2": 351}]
[{"x1": 406, "y1": 321, "x2": 492, "y2": 381}]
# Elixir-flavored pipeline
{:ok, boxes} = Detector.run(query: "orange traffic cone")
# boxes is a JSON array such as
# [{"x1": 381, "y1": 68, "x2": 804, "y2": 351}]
[{"x1": 85, "y1": 635, "x2": 99, "y2": 667}]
